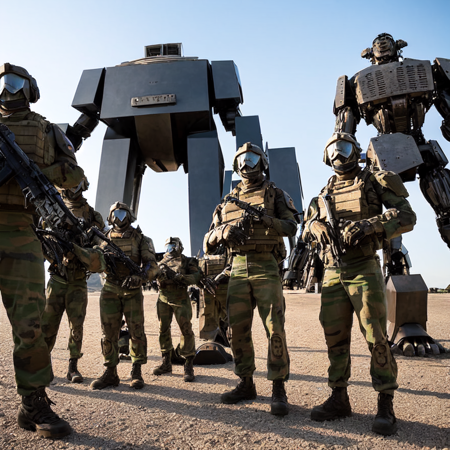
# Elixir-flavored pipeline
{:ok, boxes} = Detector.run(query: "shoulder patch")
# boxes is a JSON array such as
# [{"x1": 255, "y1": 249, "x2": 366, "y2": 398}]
[{"x1": 373, "y1": 170, "x2": 409, "y2": 198}]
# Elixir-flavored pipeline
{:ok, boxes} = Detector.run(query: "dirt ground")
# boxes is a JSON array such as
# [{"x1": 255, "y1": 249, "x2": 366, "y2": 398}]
[{"x1": 0, "y1": 291, "x2": 449, "y2": 450}]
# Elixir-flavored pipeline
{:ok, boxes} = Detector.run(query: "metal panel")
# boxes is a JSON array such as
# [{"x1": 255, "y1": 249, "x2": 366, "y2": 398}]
[
  {"x1": 223, "y1": 170, "x2": 233, "y2": 196},
  {"x1": 95, "y1": 134, "x2": 135, "y2": 221},
  {"x1": 72, "y1": 68, "x2": 105, "y2": 115},
  {"x1": 235, "y1": 116, "x2": 262, "y2": 150},
  {"x1": 367, "y1": 133, "x2": 423, "y2": 175},
  {"x1": 267, "y1": 147, "x2": 303, "y2": 214},
  {"x1": 386, "y1": 274, "x2": 428, "y2": 335},
  {"x1": 100, "y1": 60, "x2": 211, "y2": 120},
  {"x1": 187, "y1": 131, "x2": 224, "y2": 256},
  {"x1": 354, "y1": 59, "x2": 433, "y2": 105},
  {"x1": 211, "y1": 61, "x2": 242, "y2": 103}
]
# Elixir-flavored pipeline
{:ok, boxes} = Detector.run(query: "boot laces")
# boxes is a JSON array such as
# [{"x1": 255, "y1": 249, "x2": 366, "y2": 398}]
[
  {"x1": 272, "y1": 381, "x2": 286, "y2": 401},
  {"x1": 131, "y1": 364, "x2": 142, "y2": 379},
  {"x1": 28, "y1": 389, "x2": 60, "y2": 424},
  {"x1": 376, "y1": 394, "x2": 393, "y2": 418}
]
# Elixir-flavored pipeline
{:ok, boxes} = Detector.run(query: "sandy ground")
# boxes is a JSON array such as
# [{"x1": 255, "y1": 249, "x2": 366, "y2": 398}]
[{"x1": 0, "y1": 291, "x2": 449, "y2": 450}]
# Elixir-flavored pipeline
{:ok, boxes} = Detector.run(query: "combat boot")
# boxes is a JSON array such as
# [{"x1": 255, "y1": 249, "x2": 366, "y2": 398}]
[
  {"x1": 311, "y1": 387, "x2": 352, "y2": 421},
  {"x1": 183, "y1": 356, "x2": 195, "y2": 382},
  {"x1": 17, "y1": 388, "x2": 72, "y2": 439},
  {"x1": 372, "y1": 393, "x2": 397, "y2": 436},
  {"x1": 90, "y1": 366, "x2": 120, "y2": 390},
  {"x1": 271, "y1": 380, "x2": 289, "y2": 416},
  {"x1": 153, "y1": 351, "x2": 172, "y2": 375},
  {"x1": 220, "y1": 377, "x2": 257, "y2": 404},
  {"x1": 130, "y1": 363, "x2": 145, "y2": 389},
  {"x1": 66, "y1": 358, "x2": 83, "y2": 383}
]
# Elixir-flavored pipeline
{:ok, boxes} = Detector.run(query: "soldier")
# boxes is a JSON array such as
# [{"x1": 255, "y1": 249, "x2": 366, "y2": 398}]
[
  {"x1": 153, "y1": 237, "x2": 202, "y2": 382},
  {"x1": 0, "y1": 63, "x2": 85, "y2": 438},
  {"x1": 41, "y1": 178, "x2": 105, "y2": 383},
  {"x1": 303, "y1": 132, "x2": 416, "y2": 435},
  {"x1": 90, "y1": 202, "x2": 157, "y2": 390},
  {"x1": 203, "y1": 142, "x2": 298, "y2": 416},
  {"x1": 198, "y1": 252, "x2": 230, "y2": 344}
]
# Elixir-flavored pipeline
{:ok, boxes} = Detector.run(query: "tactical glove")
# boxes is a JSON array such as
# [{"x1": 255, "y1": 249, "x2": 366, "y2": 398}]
[
  {"x1": 122, "y1": 275, "x2": 143, "y2": 289},
  {"x1": 223, "y1": 225, "x2": 248, "y2": 246},
  {"x1": 342, "y1": 220, "x2": 375, "y2": 246},
  {"x1": 309, "y1": 220, "x2": 331, "y2": 247}
]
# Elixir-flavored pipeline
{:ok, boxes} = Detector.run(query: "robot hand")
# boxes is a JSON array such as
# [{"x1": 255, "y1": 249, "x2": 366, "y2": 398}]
[{"x1": 342, "y1": 220, "x2": 374, "y2": 246}]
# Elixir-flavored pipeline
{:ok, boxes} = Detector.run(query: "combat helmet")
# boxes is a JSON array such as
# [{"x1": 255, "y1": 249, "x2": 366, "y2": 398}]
[
  {"x1": 324, "y1": 132, "x2": 362, "y2": 173},
  {"x1": 0, "y1": 63, "x2": 40, "y2": 113},
  {"x1": 233, "y1": 142, "x2": 269, "y2": 178},
  {"x1": 107, "y1": 201, "x2": 136, "y2": 229},
  {"x1": 361, "y1": 33, "x2": 408, "y2": 65},
  {"x1": 165, "y1": 237, "x2": 183, "y2": 255}
]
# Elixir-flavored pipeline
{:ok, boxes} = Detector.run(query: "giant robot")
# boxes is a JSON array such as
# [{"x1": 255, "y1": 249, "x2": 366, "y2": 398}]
[
  {"x1": 71, "y1": 43, "x2": 303, "y2": 256},
  {"x1": 331, "y1": 33, "x2": 450, "y2": 356}
]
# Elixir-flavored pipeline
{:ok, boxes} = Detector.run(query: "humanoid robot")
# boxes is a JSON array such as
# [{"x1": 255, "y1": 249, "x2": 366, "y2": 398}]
[
  {"x1": 331, "y1": 33, "x2": 450, "y2": 356},
  {"x1": 71, "y1": 44, "x2": 303, "y2": 256}
]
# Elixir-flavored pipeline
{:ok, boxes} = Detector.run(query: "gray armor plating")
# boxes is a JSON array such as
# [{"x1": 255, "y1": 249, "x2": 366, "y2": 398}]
[{"x1": 334, "y1": 54, "x2": 450, "y2": 252}]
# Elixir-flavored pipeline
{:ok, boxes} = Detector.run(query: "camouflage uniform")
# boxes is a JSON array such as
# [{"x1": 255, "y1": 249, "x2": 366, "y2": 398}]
[
  {"x1": 99, "y1": 225, "x2": 157, "y2": 367},
  {"x1": 204, "y1": 179, "x2": 297, "y2": 381},
  {"x1": 41, "y1": 196, "x2": 104, "y2": 360},
  {"x1": 198, "y1": 254, "x2": 229, "y2": 341},
  {"x1": 157, "y1": 253, "x2": 202, "y2": 357},
  {"x1": 0, "y1": 109, "x2": 84, "y2": 396},
  {"x1": 303, "y1": 167, "x2": 417, "y2": 394}
]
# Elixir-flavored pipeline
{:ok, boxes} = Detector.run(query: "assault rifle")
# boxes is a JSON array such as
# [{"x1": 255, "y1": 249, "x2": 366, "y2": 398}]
[
  {"x1": 0, "y1": 123, "x2": 148, "y2": 280},
  {"x1": 320, "y1": 194, "x2": 346, "y2": 265},
  {"x1": 225, "y1": 195, "x2": 272, "y2": 237}
]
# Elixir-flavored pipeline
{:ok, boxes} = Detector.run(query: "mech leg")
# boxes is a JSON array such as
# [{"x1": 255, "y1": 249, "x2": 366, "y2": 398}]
[
  {"x1": 419, "y1": 165, "x2": 450, "y2": 247},
  {"x1": 382, "y1": 236, "x2": 411, "y2": 278}
]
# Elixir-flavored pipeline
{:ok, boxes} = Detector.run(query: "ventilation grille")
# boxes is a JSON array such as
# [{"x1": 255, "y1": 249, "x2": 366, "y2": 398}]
[{"x1": 145, "y1": 43, "x2": 182, "y2": 58}]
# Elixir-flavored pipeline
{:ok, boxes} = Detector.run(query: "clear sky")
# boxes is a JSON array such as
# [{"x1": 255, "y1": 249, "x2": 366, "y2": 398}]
[{"x1": 2, "y1": 0, "x2": 450, "y2": 287}]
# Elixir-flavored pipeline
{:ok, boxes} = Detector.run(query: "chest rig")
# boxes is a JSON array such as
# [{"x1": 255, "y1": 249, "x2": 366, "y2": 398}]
[
  {"x1": 318, "y1": 169, "x2": 382, "y2": 223},
  {"x1": 0, "y1": 111, "x2": 56, "y2": 207},
  {"x1": 105, "y1": 226, "x2": 143, "y2": 281},
  {"x1": 221, "y1": 180, "x2": 282, "y2": 253}
]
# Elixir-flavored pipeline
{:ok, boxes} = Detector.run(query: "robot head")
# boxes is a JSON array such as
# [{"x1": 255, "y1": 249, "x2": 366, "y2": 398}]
[
  {"x1": 165, "y1": 237, "x2": 183, "y2": 256},
  {"x1": 323, "y1": 132, "x2": 362, "y2": 174},
  {"x1": 0, "y1": 63, "x2": 40, "y2": 114},
  {"x1": 61, "y1": 177, "x2": 89, "y2": 201},
  {"x1": 233, "y1": 142, "x2": 269, "y2": 180},
  {"x1": 361, "y1": 33, "x2": 408, "y2": 65},
  {"x1": 107, "y1": 201, "x2": 136, "y2": 230}
]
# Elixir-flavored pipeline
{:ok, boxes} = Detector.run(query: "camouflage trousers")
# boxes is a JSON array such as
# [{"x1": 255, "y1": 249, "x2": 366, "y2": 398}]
[
  {"x1": 0, "y1": 213, "x2": 52, "y2": 396},
  {"x1": 320, "y1": 258, "x2": 398, "y2": 395},
  {"x1": 41, "y1": 276, "x2": 87, "y2": 359},
  {"x1": 157, "y1": 287, "x2": 196, "y2": 358},
  {"x1": 227, "y1": 253, "x2": 289, "y2": 381},
  {"x1": 199, "y1": 282, "x2": 228, "y2": 340},
  {"x1": 99, "y1": 282, "x2": 147, "y2": 367}
]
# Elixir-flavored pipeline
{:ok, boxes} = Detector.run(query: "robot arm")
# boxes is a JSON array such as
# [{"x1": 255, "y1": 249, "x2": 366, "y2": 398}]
[
  {"x1": 333, "y1": 75, "x2": 360, "y2": 135},
  {"x1": 433, "y1": 58, "x2": 450, "y2": 142},
  {"x1": 64, "y1": 113, "x2": 99, "y2": 151}
]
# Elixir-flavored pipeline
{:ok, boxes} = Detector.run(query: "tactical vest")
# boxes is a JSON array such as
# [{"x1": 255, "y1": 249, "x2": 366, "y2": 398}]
[
  {"x1": 318, "y1": 169, "x2": 383, "y2": 263},
  {"x1": 221, "y1": 181, "x2": 284, "y2": 253},
  {"x1": 105, "y1": 226, "x2": 143, "y2": 281},
  {"x1": 158, "y1": 253, "x2": 190, "y2": 290},
  {"x1": 200, "y1": 254, "x2": 227, "y2": 277},
  {"x1": 0, "y1": 111, "x2": 55, "y2": 207}
]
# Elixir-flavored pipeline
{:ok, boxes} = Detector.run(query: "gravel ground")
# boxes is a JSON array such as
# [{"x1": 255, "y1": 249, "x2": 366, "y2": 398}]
[{"x1": 0, "y1": 291, "x2": 449, "y2": 450}]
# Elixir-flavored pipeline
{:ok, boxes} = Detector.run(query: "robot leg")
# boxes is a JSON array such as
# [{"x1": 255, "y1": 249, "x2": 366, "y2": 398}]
[
  {"x1": 419, "y1": 166, "x2": 450, "y2": 247},
  {"x1": 383, "y1": 236, "x2": 411, "y2": 278}
]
